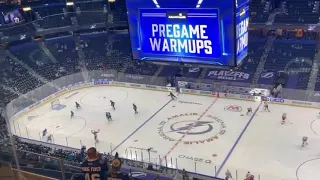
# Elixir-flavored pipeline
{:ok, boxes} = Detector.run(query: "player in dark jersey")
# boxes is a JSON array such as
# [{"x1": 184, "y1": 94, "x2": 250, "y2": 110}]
[
  {"x1": 81, "y1": 147, "x2": 108, "y2": 180},
  {"x1": 76, "y1": 102, "x2": 81, "y2": 109},
  {"x1": 71, "y1": 111, "x2": 74, "y2": 118},
  {"x1": 133, "y1": 103, "x2": 138, "y2": 114},
  {"x1": 168, "y1": 92, "x2": 177, "y2": 100},
  {"x1": 110, "y1": 100, "x2": 115, "y2": 110}
]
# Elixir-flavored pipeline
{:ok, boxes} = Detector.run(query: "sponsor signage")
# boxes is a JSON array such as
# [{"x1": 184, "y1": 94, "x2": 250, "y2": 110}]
[
  {"x1": 145, "y1": 85, "x2": 156, "y2": 89},
  {"x1": 178, "y1": 155, "x2": 212, "y2": 164},
  {"x1": 199, "y1": 90, "x2": 212, "y2": 95},
  {"x1": 94, "y1": 81, "x2": 110, "y2": 85},
  {"x1": 263, "y1": 97, "x2": 284, "y2": 103},
  {"x1": 314, "y1": 93, "x2": 320, "y2": 97},
  {"x1": 112, "y1": 82, "x2": 126, "y2": 86},
  {"x1": 207, "y1": 70, "x2": 250, "y2": 81},
  {"x1": 101, "y1": 74, "x2": 115, "y2": 78},
  {"x1": 65, "y1": 92, "x2": 79, "y2": 99},
  {"x1": 129, "y1": 172, "x2": 147, "y2": 178},
  {"x1": 28, "y1": 101, "x2": 41, "y2": 110},
  {"x1": 179, "y1": 101, "x2": 202, "y2": 105},
  {"x1": 130, "y1": 84, "x2": 141, "y2": 87},
  {"x1": 260, "y1": 72, "x2": 274, "y2": 79},
  {"x1": 189, "y1": 67, "x2": 200, "y2": 73},
  {"x1": 239, "y1": 94, "x2": 253, "y2": 100},
  {"x1": 291, "y1": 101, "x2": 312, "y2": 106},
  {"x1": 125, "y1": 74, "x2": 144, "y2": 80},
  {"x1": 222, "y1": 93, "x2": 236, "y2": 98}
]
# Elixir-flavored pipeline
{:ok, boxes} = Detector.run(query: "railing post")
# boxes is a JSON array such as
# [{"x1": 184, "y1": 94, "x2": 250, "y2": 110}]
[
  {"x1": 66, "y1": 137, "x2": 68, "y2": 147},
  {"x1": 17, "y1": 123, "x2": 21, "y2": 136},
  {"x1": 175, "y1": 158, "x2": 178, "y2": 169},
  {"x1": 141, "y1": 151, "x2": 143, "y2": 162},
  {"x1": 135, "y1": 150, "x2": 137, "y2": 160},
  {"x1": 13, "y1": 121, "x2": 17, "y2": 134},
  {"x1": 236, "y1": 170, "x2": 238, "y2": 180},
  {"x1": 25, "y1": 126, "x2": 29, "y2": 138}
]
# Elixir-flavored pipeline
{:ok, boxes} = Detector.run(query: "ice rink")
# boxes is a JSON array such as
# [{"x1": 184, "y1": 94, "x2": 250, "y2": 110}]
[{"x1": 11, "y1": 86, "x2": 320, "y2": 180}]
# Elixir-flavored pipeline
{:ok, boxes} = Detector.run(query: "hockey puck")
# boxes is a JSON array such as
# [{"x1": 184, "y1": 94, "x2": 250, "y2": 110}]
[
  {"x1": 212, "y1": 154, "x2": 217, "y2": 157},
  {"x1": 241, "y1": 114, "x2": 244, "y2": 116},
  {"x1": 172, "y1": 106, "x2": 175, "y2": 107}
]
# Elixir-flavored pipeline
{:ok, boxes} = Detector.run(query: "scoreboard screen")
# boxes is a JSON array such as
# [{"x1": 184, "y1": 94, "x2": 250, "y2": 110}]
[
  {"x1": 126, "y1": 0, "x2": 249, "y2": 66},
  {"x1": 236, "y1": 0, "x2": 249, "y2": 65}
]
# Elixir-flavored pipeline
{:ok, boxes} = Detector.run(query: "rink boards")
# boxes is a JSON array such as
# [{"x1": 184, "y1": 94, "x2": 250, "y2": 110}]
[{"x1": 7, "y1": 80, "x2": 320, "y2": 180}]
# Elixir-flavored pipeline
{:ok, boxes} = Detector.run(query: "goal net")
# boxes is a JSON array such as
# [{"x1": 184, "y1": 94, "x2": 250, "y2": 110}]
[{"x1": 51, "y1": 99, "x2": 60, "y2": 110}]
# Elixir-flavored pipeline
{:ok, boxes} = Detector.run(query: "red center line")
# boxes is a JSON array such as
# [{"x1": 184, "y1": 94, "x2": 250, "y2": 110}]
[{"x1": 160, "y1": 98, "x2": 218, "y2": 163}]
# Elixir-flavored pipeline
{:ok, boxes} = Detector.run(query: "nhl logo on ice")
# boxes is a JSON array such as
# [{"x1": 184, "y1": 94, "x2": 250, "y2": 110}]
[
  {"x1": 224, "y1": 105, "x2": 242, "y2": 112},
  {"x1": 157, "y1": 113, "x2": 226, "y2": 145}
]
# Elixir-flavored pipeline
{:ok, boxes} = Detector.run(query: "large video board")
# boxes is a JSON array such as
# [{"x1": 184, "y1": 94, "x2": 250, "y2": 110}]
[
  {"x1": 126, "y1": 0, "x2": 249, "y2": 66},
  {"x1": 235, "y1": 0, "x2": 249, "y2": 65}
]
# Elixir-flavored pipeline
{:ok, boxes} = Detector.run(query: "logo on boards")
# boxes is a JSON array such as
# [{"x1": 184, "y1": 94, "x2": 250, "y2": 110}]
[
  {"x1": 260, "y1": 72, "x2": 274, "y2": 79},
  {"x1": 157, "y1": 113, "x2": 226, "y2": 145}
]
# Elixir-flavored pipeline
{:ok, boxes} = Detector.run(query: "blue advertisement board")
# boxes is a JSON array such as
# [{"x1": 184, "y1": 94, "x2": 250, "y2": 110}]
[{"x1": 126, "y1": 0, "x2": 242, "y2": 66}]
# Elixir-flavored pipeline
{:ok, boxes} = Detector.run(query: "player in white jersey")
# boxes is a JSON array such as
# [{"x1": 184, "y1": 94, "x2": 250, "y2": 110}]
[
  {"x1": 262, "y1": 102, "x2": 270, "y2": 112},
  {"x1": 91, "y1": 129, "x2": 100, "y2": 143},
  {"x1": 302, "y1": 136, "x2": 308, "y2": 147},
  {"x1": 281, "y1": 113, "x2": 286, "y2": 124}
]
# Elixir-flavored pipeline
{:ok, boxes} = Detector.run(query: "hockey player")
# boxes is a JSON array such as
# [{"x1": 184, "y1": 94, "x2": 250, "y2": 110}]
[
  {"x1": 91, "y1": 129, "x2": 100, "y2": 143},
  {"x1": 263, "y1": 102, "x2": 270, "y2": 112},
  {"x1": 245, "y1": 172, "x2": 251, "y2": 179},
  {"x1": 168, "y1": 92, "x2": 177, "y2": 100},
  {"x1": 42, "y1": 128, "x2": 47, "y2": 137},
  {"x1": 71, "y1": 111, "x2": 74, "y2": 118},
  {"x1": 133, "y1": 103, "x2": 138, "y2": 114},
  {"x1": 106, "y1": 112, "x2": 112, "y2": 121},
  {"x1": 110, "y1": 100, "x2": 115, "y2": 110},
  {"x1": 302, "y1": 136, "x2": 308, "y2": 147},
  {"x1": 75, "y1": 102, "x2": 81, "y2": 109},
  {"x1": 225, "y1": 169, "x2": 232, "y2": 179},
  {"x1": 246, "y1": 175, "x2": 254, "y2": 180},
  {"x1": 47, "y1": 134, "x2": 53, "y2": 143},
  {"x1": 247, "y1": 107, "x2": 252, "y2": 115},
  {"x1": 281, "y1": 113, "x2": 287, "y2": 124}
]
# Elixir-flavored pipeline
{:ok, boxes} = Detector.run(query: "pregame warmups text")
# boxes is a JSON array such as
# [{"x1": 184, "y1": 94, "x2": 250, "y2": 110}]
[{"x1": 150, "y1": 24, "x2": 213, "y2": 55}]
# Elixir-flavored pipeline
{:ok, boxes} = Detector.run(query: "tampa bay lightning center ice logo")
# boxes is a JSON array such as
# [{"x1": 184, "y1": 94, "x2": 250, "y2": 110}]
[
  {"x1": 157, "y1": 113, "x2": 226, "y2": 144},
  {"x1": 169, "y1": 121, "x2": 214, "y2": 135}
]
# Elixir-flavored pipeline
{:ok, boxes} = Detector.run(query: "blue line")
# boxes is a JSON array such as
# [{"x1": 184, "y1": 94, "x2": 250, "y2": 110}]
[
  {"x1": 111, "y1": 97, "x2": 175, "y2": 153},
  {"x1": 216, "y1": 102, "x2": 262, "y2": 176}
]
